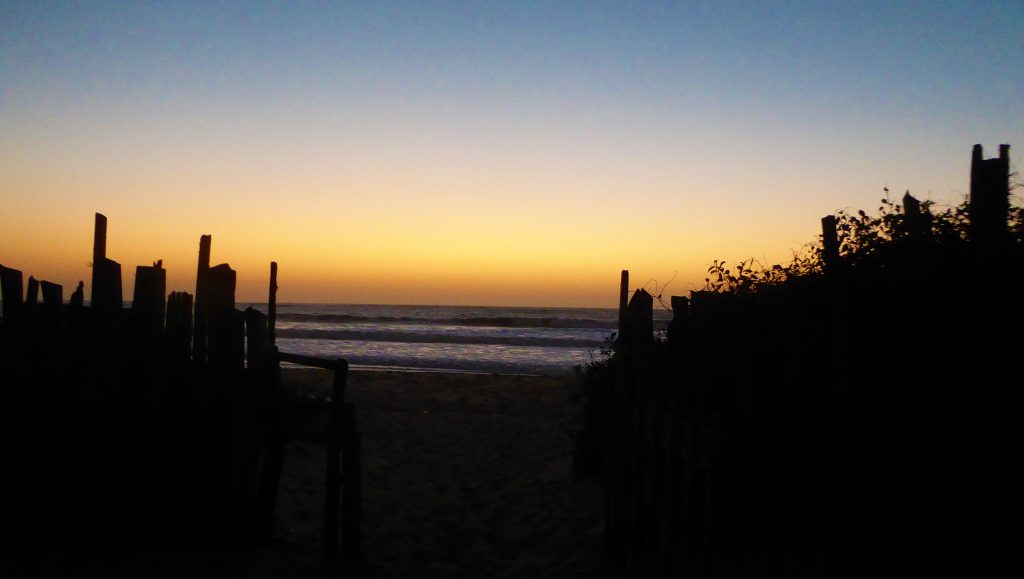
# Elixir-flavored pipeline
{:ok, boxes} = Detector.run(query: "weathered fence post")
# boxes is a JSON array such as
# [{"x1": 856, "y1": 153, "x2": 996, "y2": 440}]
[
  {"x1": 132, "y1": 262, "x2": 166, "y2": 353},
  {"x1": 606, "y1": 270, "x2": 628, "y2": 556},
  {"x1": 618, "y1": 270, "x2": 629, "y2": 339},
  {"x1": 206, "y1": 263, "x2": 240, "y2": 370},
  {"x1": 268, "y1": 262, "x2": 278, "y2": 347},
  {"x1": 91, "y1": 213, "x2": 123, "y2": 314},
  {"x1": 25, "y1": 276, "x2": 39, "y2": 306},
  {"x1": 325, "y1": 359, "x2": 348, "y2": 563},
  {"x1": 968, "y1": 144, "x2": 1010, "y2": 245},
  {"x1": 625, "y1": 288, "x2": 654, "y2": 577},
  {"x1": 821, "y1": 213, "x2": 855, "y2": 533},
  {"x1": 192, "y1": 235, "x2": 212, "y2": 364},
  {"x1": 254, "y1": 346, "x2": 284, "y2": 542},
  {"x1": 244, "y1": 308, "x2": 268, "y2": 368},
  {"x1": 342, "y1": 400, "x2": 362, "y2": 564},
  {"x1": 0, "y1": 265, "x2": 24, "y2": 322},
  {"x1": 165, "y1": 292, "x2": 193, "y2": 364},
  {"x1": 40, "y1": 281, "x2": 62, "y2": 306},
  {"x1": 821, "y1": 215, "x2": 840, "y2": 271},
  {"x1": 902, "y1": 191, "x2": 927, "y2": 238}
]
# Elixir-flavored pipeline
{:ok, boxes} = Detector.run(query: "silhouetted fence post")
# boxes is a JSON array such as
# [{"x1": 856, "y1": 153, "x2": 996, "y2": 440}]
[
  {"x1": 902, "y1": 191, "x2": 927, "y2": 238},
  {"x1": 244, "y1": 308, "x2": 268, "y2": 368},
  {"x1": 821, "y1": 215, "x2": 840, "y2": 271},
  {"x1": 617, "y1": 270, "x2": 629, "y2": 342},
  {"x1": 325, "y1": 359, "x2": 348, "y2": 563},
  {"x1": 132, "y1": 262, "x2": 166, "y2": 355},
  {"x1": 342, "y1": 400, "x2": 362, "y2": 564},
  {"x1": 606, "y1": 270, "x2": 628, "y2": 557},
  {"x1": 268, "y1": 261, "x2": 278, "y2": 347},
  {"x1": 193, "y1": 235, "x2": 212, "y2": 364},
  {"x1": 969, "y1": 144, "x2": 1010, "y2": 246},
  {"x1": 91, "y1": 213, "x2": 123, "y2": 315},
  {"x1": 206, "y1": 263, "x2": 241, "y2": 370},
  {"x1": 254, "y1": 345, "x2": 284, "y2": 542},
  {"x1": 25, "y1": 276, "x2": 39, "y2": 306},
  {"x1": 624, "y1": 288, "x2": 653, "y2": 577},
  {"x1": 165, "y1": 292, "x2": 193, "y2": 364},
  {"x1": 0, "y1": 265, "x2": 24, "y2": 323},
  {"x1": 820, "y1": 213, "x2": 856, "y2": 530},
  {"x1": 40, "y1": 281, "x2": 62, "y2": 307}
]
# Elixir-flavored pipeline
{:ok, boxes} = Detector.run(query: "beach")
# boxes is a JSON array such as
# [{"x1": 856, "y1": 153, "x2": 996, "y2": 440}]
[{"x1": 255, "y1": 368, "x2": 613, "y2": 578}]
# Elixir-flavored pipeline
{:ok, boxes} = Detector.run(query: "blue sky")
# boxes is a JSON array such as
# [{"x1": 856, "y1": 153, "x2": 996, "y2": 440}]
[{"x1": 2, "y1": 2, "x2": 1022, "y2": 305}]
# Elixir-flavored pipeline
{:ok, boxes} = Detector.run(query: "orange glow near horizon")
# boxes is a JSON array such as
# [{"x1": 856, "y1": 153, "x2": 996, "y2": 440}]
[{"x1": 3, "y1": 4, "x2": 1020, "y2": 307}]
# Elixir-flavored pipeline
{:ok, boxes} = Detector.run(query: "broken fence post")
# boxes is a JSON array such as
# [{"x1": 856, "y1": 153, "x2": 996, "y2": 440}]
[{"x1": 193, "y1": 234, "x2": 212, "y2": 364}]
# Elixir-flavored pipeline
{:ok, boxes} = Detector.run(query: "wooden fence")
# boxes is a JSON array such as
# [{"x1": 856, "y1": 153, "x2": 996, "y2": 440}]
[
  {"x1": 605, "y1": 144, "x2": 1023, "y2": 576},
  {"x1": 0, "y1": 214, "x2": 361, "y2": 566}
]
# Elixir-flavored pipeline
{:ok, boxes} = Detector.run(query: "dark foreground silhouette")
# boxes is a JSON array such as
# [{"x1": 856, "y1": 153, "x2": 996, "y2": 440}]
[
  {"x1": 1, "y1": 144, "x2": 1021, "y2": 578},
  {"x1": 593, "y1": 144, "x2": 1024, "y2": 577}
]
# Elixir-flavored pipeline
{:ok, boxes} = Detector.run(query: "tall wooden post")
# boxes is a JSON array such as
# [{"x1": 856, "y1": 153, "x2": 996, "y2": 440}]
[
  {"x1": 821, "y1": 215, "x2": 840, "y2": 271},
  {"x1": 206, "y1": 263, "x2": 239, "y2": 370},
  {"x1": 25, "y1": 277, "x2": 39, "y2": 306},
  {"x1": 618, "y1": 270, "x2": 629, "y2": 342},
  {"x1": 325, "y1": 359, "x2": 349, "y2": 563},
  {"x1": 969, "y1": 144, "x2": 1011, "y2": 245},
  {"x1": 254, "y1": 346, "x2": 284, "y2": 542},
  {"x1": 93, "y1": 212, "x2": 107, "y2": 272},
  {"x1": 0, "y1": 265, "x2": 24, "y2": 322},
  {"x1": 268, "y1": 262, "x2": 278, "y2": 347},
  {"x1": 166, "y1": 292, "x2": 193, "y2": 363},
  {"x1": 40, "y1": 281, "x2": 62, "y2": 306},
  {"x1": 667, "y1": 296, "x2": 689, "y2": 346},
  {"x1": 341, "y1": 401, "x2": 362, "y2": 563},
  {"x1": 193, "y1": 235, "x2": 212, "y2": 364},
  {"x1": 132, "y1": 262, "x2": 167, "y2": 350},
  {"x1": 903, "y1": 191, "x2": 925, "y2": 237},
  {"x1": 91, "y1": 213, "x2": 122, "y2": 314}
]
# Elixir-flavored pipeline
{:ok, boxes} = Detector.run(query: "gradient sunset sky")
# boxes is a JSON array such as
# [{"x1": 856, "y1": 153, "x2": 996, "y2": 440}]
[{"x1": 2, "y1": 2, "x2": 1022, "y2": 307}]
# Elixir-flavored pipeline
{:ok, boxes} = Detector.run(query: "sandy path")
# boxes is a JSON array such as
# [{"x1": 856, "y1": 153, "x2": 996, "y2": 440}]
[{"x1": 260, "y1": 370, "x2": 614, "y2": 578}]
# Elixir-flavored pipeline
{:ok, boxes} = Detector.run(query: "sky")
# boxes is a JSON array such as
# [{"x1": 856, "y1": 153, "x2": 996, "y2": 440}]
[{"x1": 2, "y1": 1, "x2": 1022, "y2": 307}]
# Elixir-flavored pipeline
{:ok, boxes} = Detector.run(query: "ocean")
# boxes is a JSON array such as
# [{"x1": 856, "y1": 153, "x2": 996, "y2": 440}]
[{"x1": 246, "y1": 303, "x2": 672, "y2": 375}]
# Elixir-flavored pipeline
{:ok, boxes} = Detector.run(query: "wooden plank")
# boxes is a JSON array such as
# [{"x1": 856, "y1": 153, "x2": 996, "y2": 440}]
[
  {"x1": 25, "y1": 276, "x2": 39, "y2": 305},
  {"x1": 821, "y1": 214, "x2": 839, "y2": 270},
  {"x1": 0, "y1": 264, "x2": 24, "y2": 321},
  {"x1": 244, "y1": 307, "x2": 268, "y2": 367},
  {"x1": 165, "y1": 292, "x2": 193, "y2": 363},
  {"x1": 40, "y1": 280, "x2": 62, "y2": 306},
  {"x1": 92, "y1": 258, "x2": 123, "y2": 313},
  {"x1": 341, "y1": 400, "x2": 362, "y2": 563},
  {"x1": 93, "y1": 212, "x2": 107, "y2": 267},
  {"x1": 90, "y1": 213, "x2": 123, "y2": 313},
  {"x1": 277, "y1": 351, "x2": 338, "y2": 370},
  {"x1": 268, "y1": 262, "x2": 278, "y2": 347},
  {"x1": 324, "y1": 359, "x2": 348, "y2": 563},
  {"x1": 626, "y1": 288, "x2": 654, "y2": 346},
  {"x1": 968, "y1": 143, "x2": 1011, "y2": 245},
  {"x1": 132, "y1": 263, "x2": 166, "y2": 344},
  {"x1": 192, "y1": 235, "x2": 212, "y2": 363},
  {"x1": 206, "y1": 263, "x2": 240, "y2": 370},
  {"x1": 902, "y1": 191, "x2": 925, "y2": 237},
  {"x1": 617, "y1": 269, "x2": 629, "y2": 339},
  {"x1": 254, "y1": 346, "x2": 284, "y2": 541},
  {"x1": 88, "y1": 211, "x2": 107, "y2": 308}
]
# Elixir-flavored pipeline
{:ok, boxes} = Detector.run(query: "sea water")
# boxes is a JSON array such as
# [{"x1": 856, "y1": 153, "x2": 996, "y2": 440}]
[{"x1": 243, "y1": 303, "x2": 672, "y2": 375}]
